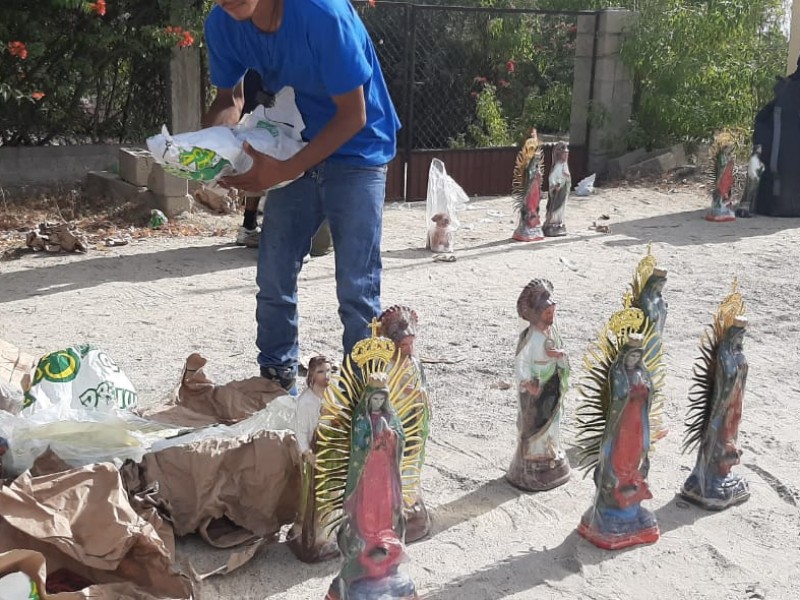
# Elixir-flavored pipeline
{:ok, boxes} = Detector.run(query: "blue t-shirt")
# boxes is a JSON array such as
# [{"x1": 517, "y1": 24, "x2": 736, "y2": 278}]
[{"x1": 204, "y1": 0, "x2": 400, "y2": 166}]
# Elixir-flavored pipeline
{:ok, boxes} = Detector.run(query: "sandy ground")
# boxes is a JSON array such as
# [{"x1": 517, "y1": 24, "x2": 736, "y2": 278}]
[{"x1": 1, "y1": 184, "x2": 799, "y2": 600}]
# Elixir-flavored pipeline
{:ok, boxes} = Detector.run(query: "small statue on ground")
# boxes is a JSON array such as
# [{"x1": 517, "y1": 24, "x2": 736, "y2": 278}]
[
  {"x1": 544, "y1": 141, "x2": 571, "y2": 237},
  {"x1": 429, "y1": 213, "x2": 454, "y2": 253},
  {"x1": 379, "y1": 305, "x2": 431, "y2": 542},
  {"x1": 507, "y1": 279, "x2": 571, "y2": 491},
  {"x1": 735, "y1": 145, "x2": 765, "y2": 218},
  {"x1": 705, "y1": 132, "x2": 736, "y2": 222},
  {"x1": 629, "y1": 245, "x2": 669, "y2": 441},
  {"x1": 318, "y1": 321, "x2": 424, "y2": 600},
  {"x1": 289, "y1": 355, "x2": 340, "y2": 563},
  {"x1": 511, "y1": 129, "x2": 545, "y2": 242},
  {"x1": 681, "y1": 280, "x2": 750, "y2": 510},
  {"x1": 576, "y1": 299, "x2": 662, "y2": 550}
]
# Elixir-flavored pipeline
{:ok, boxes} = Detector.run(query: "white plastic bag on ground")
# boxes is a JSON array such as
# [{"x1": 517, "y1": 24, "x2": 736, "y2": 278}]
[
  {"x1": 425, "y1": 158, "x2": 469, "y2": 253},
  {"x1": 146, "y1": 86, "x2": 306, "y2": 188},
  {"x1": 575, "y1": 173, "x2": 596, "y2": 197}
]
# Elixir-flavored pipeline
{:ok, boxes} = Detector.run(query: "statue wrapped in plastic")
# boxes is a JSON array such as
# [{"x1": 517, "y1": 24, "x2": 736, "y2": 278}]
[
  {"x1": 544, "y1": 142, "x2": 570, "y2": 237},
  {"x1": 705, "y1": 132, "x2": 736, "y2": 222},
  {"x1": 379, "y1": 305, "x2": 431, "y2": 542},
  {"x1": 319, "y1": 320, "x2": 425, "y2": 600},
  {"x1": 511, "y1": 129, "x2": 545, "y2": 242},
  {"x1": 735, "y1": 145, "x2": 764, "y2": 218},
  {"x1": 681, "y1": 280, "x2": 750, "y2": 510},
  {"x1": 507, "y1": 279, "x2": 570, "y2": 491},
  {"x1": 576, "y1": 297, "x2": 663, "y2": 550}
]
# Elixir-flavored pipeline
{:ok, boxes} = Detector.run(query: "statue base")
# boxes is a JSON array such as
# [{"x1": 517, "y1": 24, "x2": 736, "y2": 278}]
[
  {"x1": 512, "y1": 224, "x2": 544, "y2": 242},
  {"x1": 325, "y1": 572, "x2": 418, "y2": 600},
  {"x1": 680, "y1": 471, "x2": 750, "y2": 511},
  {"x1": 577, "y1": 505, "x2": 660, "y2": 550},
  {"x1": 734, "y1": 207, "x2": 753, "y2": 218},
  {"x1": 704, "y1": 210, "x2": 735, "y2": 222},
  {"x1": 404, "y1": 496, "x2": 432, "y2": 544},
  {"x1": 542, "y1": 223, "x2": 567, "y2": 237},
  {"x1": 506, "y1": 455, "x2": 570, "y2": 492},
  {"x1": 287, "y1": 530, "x2": 339, "y2": 564}
]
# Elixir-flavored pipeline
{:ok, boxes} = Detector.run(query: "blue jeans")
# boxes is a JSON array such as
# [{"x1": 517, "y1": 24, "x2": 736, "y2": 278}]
[{"x1": 255, "y1": 160, "x2": 387, "y2": 376}]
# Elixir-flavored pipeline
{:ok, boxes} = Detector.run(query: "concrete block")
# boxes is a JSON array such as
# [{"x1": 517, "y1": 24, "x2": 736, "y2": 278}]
[
  {"x1": 575, "y1": 33, "x2": 595, "y2": 58},
  {"x1": 153, "y1": 193, "x2": 194, "y2": 217},
  {"x1": 607, "y1": 147, "x2": 648, "y2": 179},
  {"x1": 577, "y1": 14, "x2": 596, "y2": 35},
  {"x1": 84, "y1": 171, "x2": 150, "y2": 204},
  {"x1": 596, "y1": 32, "x2": 622, "y2": 57},
  {"x1": 147, "y1": 163, "x2": 188, "y2": 197},
  {"x1": 599, "y1": 9, "x2": 634, "y2": 35},
  {"x1": 669, "y1": 143, "x2": 688, "y2": 166},
  {"x1": 118, "y1": 148, "x2": 154, "y2": 187},
  {"x1": 593, "y1": 57, "x2": 618, "y2": 84},
  {"x1": 625, "y1": 152, "x2": 678, "y2": 180}
]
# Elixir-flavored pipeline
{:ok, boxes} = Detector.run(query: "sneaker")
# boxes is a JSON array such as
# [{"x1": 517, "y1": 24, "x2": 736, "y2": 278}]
[
  {"x1": 261, "y1": 365, "x2": 298, "y2": 396},
  {"x1": 236, "y1": 226, "x2": 261, "y2": 248}
]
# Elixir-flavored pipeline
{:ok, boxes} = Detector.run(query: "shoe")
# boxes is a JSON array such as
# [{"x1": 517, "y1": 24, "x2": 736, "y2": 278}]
[
  {"x1": 236, "y1": 226, "x2": 261, "y2": 247},
  {"x1": 261, "y1": 366, "x2": 298, "y2": 396}
]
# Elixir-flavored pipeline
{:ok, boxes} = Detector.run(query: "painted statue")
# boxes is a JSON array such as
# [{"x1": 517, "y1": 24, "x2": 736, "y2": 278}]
[
  {"x1": 576, "y1": 299, "x2": 662, "y2": 550},
  {"x1": 705, "y1": 132, "x2": 736, "y2": 222},
  {"x1": 735, "y1": 145, "x2": 765, "y2": 218},
  {"x1": 544, "y1": 141, "x2": 570, "y2": 237},
  {"x1": 289, "y1": 355, "x2": 340, "y2": 563},
  {"x1": 681, "y1": 280, "x2": 750, "y2": 510},
  {"x1": 317, "y1": 321, "x2": 425, "y2": 600},
  {"x1": 379, "y1": 305, "x2": 431, "y2": 542},
  {"x1": 628, "y1": 245, "x2": 668, "y2": 441},
  {"x1": 507, "y1": 279, "x2": 570, "y2": 491},
  {"x1": 511, "y1": 129, "x2": 545, "y2": 242}
]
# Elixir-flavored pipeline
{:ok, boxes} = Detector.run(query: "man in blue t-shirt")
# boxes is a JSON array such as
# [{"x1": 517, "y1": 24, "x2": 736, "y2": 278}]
[{"x1": 203, "y1": 0, "x2": 400, "y2": 392}]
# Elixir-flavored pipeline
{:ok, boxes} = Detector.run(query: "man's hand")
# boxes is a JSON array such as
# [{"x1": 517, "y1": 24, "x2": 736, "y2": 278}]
[{"x1": 219, "y1": 142, "x2": 299, "y2": 193}]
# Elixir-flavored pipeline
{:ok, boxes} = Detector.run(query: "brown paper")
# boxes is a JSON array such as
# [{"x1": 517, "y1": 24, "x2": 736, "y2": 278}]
[
  {"x1": 128, "y1": 429, "x2": 301, "y2": 540},
  {"x1": 140, "y1": 353, "x2": 286, "y2": 426},
  {"x1": 0, "y1": 463, "x2": 193, "y2": 599}
]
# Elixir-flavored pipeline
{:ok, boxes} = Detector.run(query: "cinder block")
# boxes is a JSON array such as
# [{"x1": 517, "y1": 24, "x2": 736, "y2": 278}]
[
  {"x1": 670, "y1": 143, "x2": 688, "y2": 166},
  {"x1": 625, "y1": 152, "x2": 678, "y2": 179},
  {"x1": 577, "y1": 14, "x2": 596, "y2": 35},
  {"x1": 147, "y1": 163, "x2": 188, "y2": 197},
  {"x1": 575, "y1": 32, "x2": 595, "y2": 58},
  {"x1": 153, "y1": 193, "x2": 194, "y2": 217},
  {"x1": 118, "y1": 148, "x2": 154, "y2": 187},
  {"x1": 596, "y1": 32, "x2": 622, "y2": 57},
  {"x1": 84, "y1": 171, "x2": 150, "y2": 204}
]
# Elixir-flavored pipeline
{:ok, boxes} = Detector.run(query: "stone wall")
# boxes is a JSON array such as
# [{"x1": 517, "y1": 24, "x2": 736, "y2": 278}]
[{"x1": 0, "y1": 144, "x2": 120, "y2": 190}]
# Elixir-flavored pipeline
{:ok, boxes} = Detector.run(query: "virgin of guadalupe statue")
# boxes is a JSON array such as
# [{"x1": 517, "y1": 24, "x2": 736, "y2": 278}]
[
  {"x1": 511, "y1": 129, "x2": 545, "y2": 242},
  {"x1": 289, "y1": 355, "x2": 340, "y2": 563},
  {"x1": 507, "y1": 279, "x2": 570, "y2": 491},
  {"x1": 705, "y1": 132, "x2": 736, "y2": 222},
  {"x1": 379, "y1": 305, "x2": 431, "y2": 542},
  {"x1": 628, "y1": 245, "x2": 669, "y2": 441},
  {"x1": 681, "y1": 281, "x2": 750, "y2": 510},
  {"x1": 544, "y1": 141, "x2": 570, "y2": 237},
  {"x1": 576, "y1": 300, "x2": 662, "y2": 550},
  {"x1": 316, "y1": 322, "x2": 424, "y2": 600}
]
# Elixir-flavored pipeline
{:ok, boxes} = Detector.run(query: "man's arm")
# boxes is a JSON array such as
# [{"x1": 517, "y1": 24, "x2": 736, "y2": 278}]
[
  {"x1": 220, "y1": 85, "x2": 366, "y2": 192},
  {"x1": 201, "y1": 81, "x2": 245, "y2": 128}
]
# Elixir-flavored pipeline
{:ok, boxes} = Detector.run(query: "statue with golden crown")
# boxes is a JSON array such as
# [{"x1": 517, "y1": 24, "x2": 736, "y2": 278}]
[
  {"x1": 575, "y1": 296, "x2": 663, "y2": 550},
  {"x1": 681, "y1": 280, "x2": 750, "y2": 510},
  {"x1": 379, "y1": 305, "x2": 431, "y2": 542},
  {"x1": 318, "y1": 320, "x2": 424, "y2": 600},
  {"x1": 511, "y1": 129, "x2": 545, "y2": 242}
]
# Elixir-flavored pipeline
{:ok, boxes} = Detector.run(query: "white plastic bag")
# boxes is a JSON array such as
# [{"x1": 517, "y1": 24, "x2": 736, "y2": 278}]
[
  {"x1": 146, "y1": 86, "x2": 306, "y2": 188},
  {"x1": 22, "y1": 344, "x2": 138, "y2": 413},
  {"x1": 575, "y1": 173, "x2": 596, "y2": 197},
  {"x1": 425, "y1": 158, "x2": 469, "y2": 253}
]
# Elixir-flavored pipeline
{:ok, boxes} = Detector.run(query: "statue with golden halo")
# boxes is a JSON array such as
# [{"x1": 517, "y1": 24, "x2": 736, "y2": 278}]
[
  {"x1": 379, "y1": 305, "x2": 431, "y2": 542},
  {"x1": 511, "y1": 129, "x2": 545, "y2": 242},
  {"x1": 575, "y1": 298, "x2": 662, "y2": 550},
  {"x1": 319, "y1": 320, "x2": 424, "y2": 600},
  {"x1": 681, "y1": 280, "x2": 750, "y2": 510}
]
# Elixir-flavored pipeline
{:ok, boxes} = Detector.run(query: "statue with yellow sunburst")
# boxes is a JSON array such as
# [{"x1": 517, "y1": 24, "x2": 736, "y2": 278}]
[{"x1": 319, "y1": 319, "x2": 424, "y2": 600}]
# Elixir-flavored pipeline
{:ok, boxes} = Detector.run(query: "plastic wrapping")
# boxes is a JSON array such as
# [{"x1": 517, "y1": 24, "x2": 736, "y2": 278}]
[
  {"x1": 146, "y1": 86, "x2": 306, "y2": 188},
  {"x1": 424, "y1": 158, "x2": 468, "y2": 253}
]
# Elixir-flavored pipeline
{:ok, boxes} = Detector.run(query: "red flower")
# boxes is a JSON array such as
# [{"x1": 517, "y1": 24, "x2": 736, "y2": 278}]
[
  {"x1": 569, "y1": 24, "x2": 578, "y2": 34},
  {"x1": 178, "y1": 31, "x2": 195, "y2": 48},
  {"x1": 505, "y1": 59, "x2": 516, "y2": 73},
  {"x1": 31, "y1": 91, "x2": 45, "y2": 101},
  {"x1": 8, "y1": 41, "x2": 28, "y2": 60},
  {"x1": 89, "y1": 0, "x2": 106, "y2": 16},
  {"x1": 368, "y1": 0, "x2": 376, "y2": 6},
  {"x1": 498, "y1": 78, "x2": 510, "y2": 88}
]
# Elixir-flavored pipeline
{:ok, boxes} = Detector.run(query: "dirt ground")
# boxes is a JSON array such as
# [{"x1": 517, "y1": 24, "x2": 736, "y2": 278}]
[{"x1": 1, "y1": 182, "x2": 798, "y2": 600}]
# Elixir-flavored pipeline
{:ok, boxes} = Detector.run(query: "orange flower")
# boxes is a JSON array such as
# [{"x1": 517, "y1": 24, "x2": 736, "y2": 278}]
[
  {"x1": 178, "y1": 31, "x2": 194, "y2": 48},
  {"x1": 89, "y1": 0, "x2": 106, "y2": 16},
  {"x1": 8, "y1": 41, "x2": 28, "y2": 60},
  {"x1": 31, "y1": 91, "x2": 45, "y2": 101}
]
